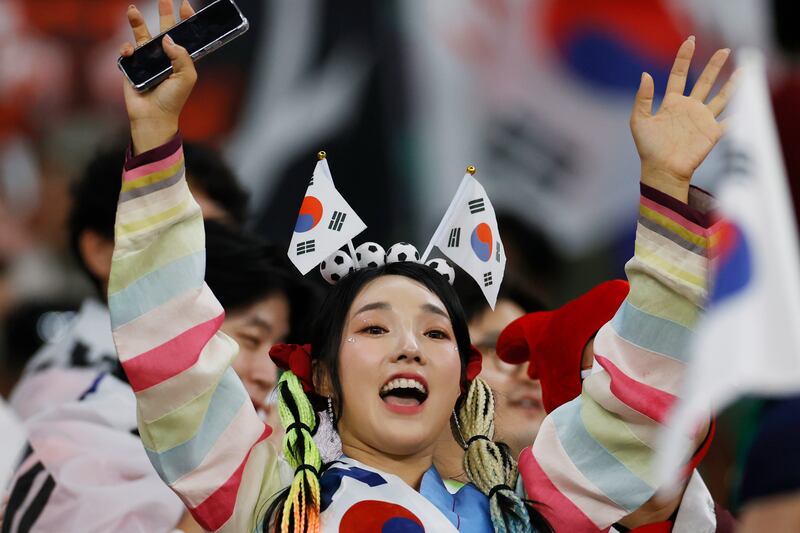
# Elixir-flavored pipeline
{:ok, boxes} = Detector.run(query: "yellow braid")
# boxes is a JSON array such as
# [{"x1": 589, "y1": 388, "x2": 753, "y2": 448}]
[
  {"x1": 457, "y1": 377, "x2": 532, "y2": 533},
  {"x1": 277, "y1": 371, "x2": 322, "y2": 533}
]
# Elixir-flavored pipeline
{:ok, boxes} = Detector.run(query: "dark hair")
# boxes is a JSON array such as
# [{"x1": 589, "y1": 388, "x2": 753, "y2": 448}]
[
  {"x1": 264, "y1": 262, "x2": 552, "y2": 532},
  {"x1": 454, "y1": 267, "x2": 547, "y2": 324},
  {"x1": 1, "y1": 300, "x2": 81, "y2": 394},
  {"x1": 183, "y1": 143, "x2": 249, "y2": 227},
  {"x1": 68, "y1": 141, "x2": 249, "y2": 295},
  {"x1": 204, "y1": 220, "x2": 317, "y2": 342}
]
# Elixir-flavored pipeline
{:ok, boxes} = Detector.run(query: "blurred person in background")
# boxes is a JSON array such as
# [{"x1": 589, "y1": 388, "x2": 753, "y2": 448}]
[
  {"x1": 9, "y1": 140, "x2": 249, "y2": 417},
  {"x1": 1, "y1": 219, "x2": 315, "y2": 533}
]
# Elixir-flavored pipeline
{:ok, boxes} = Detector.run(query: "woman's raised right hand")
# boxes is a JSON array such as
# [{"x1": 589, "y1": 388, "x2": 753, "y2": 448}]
[{"x1": 120, "y1": 0, "x2": 197, "y2": 155}]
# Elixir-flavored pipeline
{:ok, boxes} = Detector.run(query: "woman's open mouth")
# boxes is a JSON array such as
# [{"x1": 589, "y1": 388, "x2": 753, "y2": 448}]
[{"x1": 379, "y1": 374, "x2": 429, "y2": 414}]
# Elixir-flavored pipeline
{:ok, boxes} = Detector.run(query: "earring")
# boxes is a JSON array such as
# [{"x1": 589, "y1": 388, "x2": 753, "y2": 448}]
[
  {"x1": 327, "y1": 396, "x2": 336, "y2": 425},
  {"x1": 315, "y1": 396, "x2": 342, "y2": 464}
]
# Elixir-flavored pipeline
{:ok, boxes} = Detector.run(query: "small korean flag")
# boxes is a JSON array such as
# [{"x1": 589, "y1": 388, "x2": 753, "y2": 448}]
[
  {"x1": 288, "y1": 154, "x2": 367, "y2": 274},
  {"x1": 423, "y1": 167, "x2": 506, "y2": 309}
]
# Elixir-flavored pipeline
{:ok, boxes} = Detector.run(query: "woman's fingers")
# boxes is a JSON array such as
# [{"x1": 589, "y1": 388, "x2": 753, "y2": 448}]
[
  {"x1": 690, "y1": 48, "x2": 731, "y2": 102},
  {"x1": 179, "y1": 0, "x2": 196, "y2": 20},
  {"x1": 119, "y1": 41, "x2": 135, "y2": 57},
  {"x1": 127, "y1": 5, "x2": 152, "y2": 46},
  {"x1": 159, "y1": 0, "x2": 177, "y2": 33},
  {"x1": 665, "y1": 36, "x2": 696, "y2": 97},
  {"x1": 163, "y1": 35, "x2": 197, "y2": 84},
  {"x1": 708, "y1": 69, "x2": 740, "y2": 117},
  {"x1": 631, "y1": 72, "x2": 654, "y2": 122}
]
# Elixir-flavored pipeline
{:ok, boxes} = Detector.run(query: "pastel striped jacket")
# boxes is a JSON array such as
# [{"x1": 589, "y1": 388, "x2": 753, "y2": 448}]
[
  {"x1": 109, "y1": 135, "x2": 718, "y2": 532},
  {"x1": 518, "y1": 183, "x2": 719, "y2": 530}
]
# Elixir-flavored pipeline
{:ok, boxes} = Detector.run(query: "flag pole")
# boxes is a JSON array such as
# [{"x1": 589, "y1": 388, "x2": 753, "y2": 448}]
[
  {"x1": 421, "y1": 165, "x2": 476, "y2": 263},
  {"x1": 347, "y1": 240, "x2": 358, "y2": 266},
  {"x1": 320, "y1": 150, "x2": 360, "y2": 265}
]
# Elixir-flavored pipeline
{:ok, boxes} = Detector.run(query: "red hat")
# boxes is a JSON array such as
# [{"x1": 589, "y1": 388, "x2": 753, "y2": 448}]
[{"x1": 496, "y1": 280, "x2": 629, "y2": 413}]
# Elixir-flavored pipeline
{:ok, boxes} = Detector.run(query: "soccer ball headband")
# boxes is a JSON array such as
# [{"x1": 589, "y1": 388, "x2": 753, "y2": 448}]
[
  {"x1": 287, "y1": 152, "x2": 506, "y2": 310},
  {"x1": 319, "y1": 242, "x2": 456, "y2": 285}
]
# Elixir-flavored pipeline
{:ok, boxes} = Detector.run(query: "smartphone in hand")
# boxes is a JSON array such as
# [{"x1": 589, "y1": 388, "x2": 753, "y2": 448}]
[{"x1": 118, "y1": 0, "x2": 249, "y2": 91}]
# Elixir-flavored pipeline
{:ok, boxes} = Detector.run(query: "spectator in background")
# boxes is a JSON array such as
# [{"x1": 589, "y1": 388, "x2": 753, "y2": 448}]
[
  {"x1": 9, "y1": 140, "x2": 249, "y2": 416},
  {"x1": 2, "y1": 219, "x2": 315, "y2": 533},
  {"x1": 205, "y1": 219, "x2": 317, "y2": 432}
]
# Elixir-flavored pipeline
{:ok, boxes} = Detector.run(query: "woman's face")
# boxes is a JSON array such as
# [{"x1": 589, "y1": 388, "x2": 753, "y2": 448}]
[{"x1": 333, "y1": 275, "x2": 463, "y2": 457}]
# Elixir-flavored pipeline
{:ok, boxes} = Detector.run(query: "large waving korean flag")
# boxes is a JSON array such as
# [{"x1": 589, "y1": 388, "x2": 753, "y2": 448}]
[
  {"x1": 288, "y1": 157, "x2": 367, "y2": 275},
  {"x1": 424, "y1": 169, "x2": 506, "y2": 309},
  {"x1": 656, "y1": 49, "x2": 800, "y2": 488}
]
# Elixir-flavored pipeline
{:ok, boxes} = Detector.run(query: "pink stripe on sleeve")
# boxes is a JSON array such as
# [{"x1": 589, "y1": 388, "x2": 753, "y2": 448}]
[
  {"x1": 122, "y1": 313, "x2": 225, "y2": 392},
  {"x1": 518, "y1": 447, "x2": 607, "y2": 533},
  {"x1": 124, "y1": 145, "x2": 184, "y2": 182},
  {"x1": 594, "y1": 354, "x2": 677, "y2": 423},
  {"x1": 188, "y1": 426, "x2": 272, "y2": 531},
  {"x1": 640, "y1": 195, "x2": 712, "y2": 237}
]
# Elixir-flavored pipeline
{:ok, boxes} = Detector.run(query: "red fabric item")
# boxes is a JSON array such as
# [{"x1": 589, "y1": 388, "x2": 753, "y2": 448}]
[
  {"x1": 496, "y1": 280, "x2": 630, "y2": 413},
  {"x1": 684, "y1": 419, "x2": 716, "y2": 479},
  {"x1": 465, "y1": 345, "x2": 483, "y2": 386},
  {"x1": 269, "y1": 343, "x2": 315, "y2": 393},
  {"x1": 628, "y1": 521, "x2": 673, "y2": 533}
]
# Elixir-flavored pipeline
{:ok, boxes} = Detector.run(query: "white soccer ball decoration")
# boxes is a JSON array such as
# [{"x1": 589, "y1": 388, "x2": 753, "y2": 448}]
[
  {"x1": 354, "y1": 242, "x2": 386, "y2": 269},
  {"x1": 385, "y1": 242, "x2": 420, "y2": 264},
  {"x1": 425, "y1": 259, "x2": 455, "y2": 285},
  {"x1": 319, "y1": 250, "x2": 355, "y2": 284}
]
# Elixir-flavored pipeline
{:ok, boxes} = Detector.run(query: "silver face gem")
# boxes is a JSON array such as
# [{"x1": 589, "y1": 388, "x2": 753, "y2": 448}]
[{"x1": 346, "y1": 337, "x2": 356, "y2": 343}]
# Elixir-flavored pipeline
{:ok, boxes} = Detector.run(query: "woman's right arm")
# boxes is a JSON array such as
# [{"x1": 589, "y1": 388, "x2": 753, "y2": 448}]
[{"x1": 110, "y1": 3, "x2": 288, "y2": 531}]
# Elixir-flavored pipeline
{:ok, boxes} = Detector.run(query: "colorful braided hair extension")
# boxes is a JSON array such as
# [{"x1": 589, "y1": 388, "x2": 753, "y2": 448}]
[
  {"x1": 271, "y1": 371, "x2": 322, "y2": 533},
  {"x1": 456, "y1": 377, "x2": 552, "y2": 533}
]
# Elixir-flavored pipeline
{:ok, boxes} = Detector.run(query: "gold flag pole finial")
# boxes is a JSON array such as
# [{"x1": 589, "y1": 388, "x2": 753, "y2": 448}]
[
  {"x1": 466, "y1": 165, "x2": 476, "y2": 175},
  {"x1": 318, "y1": 151, "x2": 327, "y2": 161}
]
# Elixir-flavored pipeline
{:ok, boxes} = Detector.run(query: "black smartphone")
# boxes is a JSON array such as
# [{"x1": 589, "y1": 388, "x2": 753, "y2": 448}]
[{"x1": 118, "y1": 0, "x2": 249, "y2": 91}]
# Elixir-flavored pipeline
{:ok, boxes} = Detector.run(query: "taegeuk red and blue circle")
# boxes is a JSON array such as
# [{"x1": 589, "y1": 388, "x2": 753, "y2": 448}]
[
  {"x1": 470, "y1": 223, "x2": 493, "y2": 262},
  {"x1": 339, "y1": 500, "x2": 424, "y2": 532},
  {"x1": 295, "y1": 196, "x2": 323, "y2": 233}
]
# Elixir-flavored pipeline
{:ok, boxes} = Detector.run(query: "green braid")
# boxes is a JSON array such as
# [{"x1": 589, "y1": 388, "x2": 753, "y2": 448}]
[
  {"x1": 457, "y1": 377, "x2": 534, "y2": 533},
  {"x1": 275, "y1": 371, "x2": 322, "y2": 533}
]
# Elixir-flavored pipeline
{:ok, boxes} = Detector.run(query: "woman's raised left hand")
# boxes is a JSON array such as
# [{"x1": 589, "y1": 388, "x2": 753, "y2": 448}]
[{"x1": 631, "y1": 37, "x2": 738, "y2": 202}]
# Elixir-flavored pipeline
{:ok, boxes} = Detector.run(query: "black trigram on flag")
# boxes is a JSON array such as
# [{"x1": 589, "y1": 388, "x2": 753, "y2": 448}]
[
  {"x1": 448, "y1": 227, "x2": 461, "y2": 247},
  {"x1": 496, "y1": 242, "x2": 502, "y2": 263},
  {"x1": 725, "y1": 142, "x2": 753, "y2": 178},
  {"x1": 468, "y1": 198, "x2": 486, "y2": 214},
  {"x1": 309, "y1": 176, "x2": 315, "y2": 186},
  {"x1": 483, "y1": 272, "x2": 493, "y2": 287},
  {"x1": 328, "y1": 211, "x2": 347, "y2": 231},
  {"x1": 297, "y1": 240, "x2": 316, "y2": 255}
]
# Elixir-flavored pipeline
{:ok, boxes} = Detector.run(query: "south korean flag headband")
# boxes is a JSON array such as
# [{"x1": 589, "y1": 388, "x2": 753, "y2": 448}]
[{"x1": 287, "y1": 153, "x2": 505, "y2": 309}]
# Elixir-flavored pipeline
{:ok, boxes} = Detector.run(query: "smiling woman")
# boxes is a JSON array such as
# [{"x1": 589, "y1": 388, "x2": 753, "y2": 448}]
[
  {"x1": 111, "y1": 1, "x2": 736, "y2": 531},
  {"x1": 265, "y1": 262, "x2": 548, "y2": 532}
]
